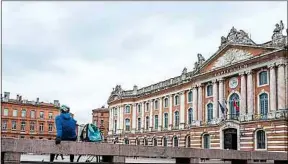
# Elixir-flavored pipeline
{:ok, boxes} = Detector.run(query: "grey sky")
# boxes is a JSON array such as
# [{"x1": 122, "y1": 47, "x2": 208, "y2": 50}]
[{"x1": 2, "y1": 1, "x2": 287, "y2": 124}]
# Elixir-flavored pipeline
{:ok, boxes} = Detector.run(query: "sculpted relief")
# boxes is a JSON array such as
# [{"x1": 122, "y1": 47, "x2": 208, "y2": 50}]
[{"x1": 212, "y1": 48, "x2": 253, "y2": 69}]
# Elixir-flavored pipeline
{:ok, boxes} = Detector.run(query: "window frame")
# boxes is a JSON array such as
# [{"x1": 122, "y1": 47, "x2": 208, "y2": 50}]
[
  {"x1": 154, "y1": 100, "x2": 159, "y2": 110},
  {"x1": 30, "y1": 110, "x2": 35, "y2": 118},
  {"x1": 39, "y1": 123, "x2": 44, "y2": 132},
  {"x1": 203, "y1": 134, "x2": 210, "y2": 149},
  {"x1": 255, "y1": 129, "x2": 267, "y2": 150},
  {"x1": 21, "y1": 109, "x2": 27, "y2": 118},
  {"x1": 125, "y1": 105, "x2": 131, "y2": 114},
  {"x1": 39, "y1": 111, "x2": 44, "y2": 119},
  {"x1": 164, "y1": 113, "x2": 168, "y2": 129},
  {"x1": 164, "y1": 98, "x2": 169, "y2": 108},
  {"x1": 48, "y1": 123, "x2": 53, "y2": 132},
  {"x1": 207, "y1": 103, "x2": 213, "y2": 122},
  {"x1": 162, "y1": 137, "x2": 167, "y2": 147},
  {"x1": 145, "y1": 116, "x2": 149, "y2": 130},
  {"x1": 2, "y1": 120, "x2": 8, "y2": 130},
  {"x1": 20, "y1": 121, "x2": 26, "y2": 132},
  {"x1": 13, "y1": 109, "x2": 18, "y2": 117},
  {"x1": 125, "y1": 118, "x2": 131, "y2": 131},
  {"x1": 174, "y1": 95, "x2": 180, "y2": 106},
  {"x1": 174, "y1": 111, "x2": 180, "y2": 127},
  {"x1": 258, "y1": 92, "x2": 269, "y2": 119},
  {"x1": 188, "y1": 108, "x2": 193, "y2": 125},
  {"x1": 154, "y1": 115, "x2": 158, "y2": 130},
  {"x1": 3, "y1": 108, "x2": 9, "y2": 116},
  {"x1": 173, "y1": 136, "x2": 179, "y2": 147},
  {"x1": 137, "y1": 118, "x2": 141, "y2": 131},
  {"x1": 12, "y1": 120, "x2": 17, "y2": 130},
  {"x1": 30, "y1": 122, "x2": 35, "y2": 131},
  {"x1": 187, "y1": 90, "x2": 193, "y2": 103},
  {"x1": 206, "y1": 84, "x2": 213, "y2": 97},
  {"x1": 258, "y1": 70, "x2": 269, "y2": 87}
]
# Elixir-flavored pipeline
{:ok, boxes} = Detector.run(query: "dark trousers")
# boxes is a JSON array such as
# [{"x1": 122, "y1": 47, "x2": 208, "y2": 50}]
[{"x1": 50, "y1": 137, "x2": 77, "y2": 162}]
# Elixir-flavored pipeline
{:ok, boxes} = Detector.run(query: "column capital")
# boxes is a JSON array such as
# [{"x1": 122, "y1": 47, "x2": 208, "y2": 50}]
[
  {"x1": 245, "y1": 70, "x2": 253, "y2": 75},
  {"x1": 268, "y1": 63, "x2": 276, "y2": 69},
  {"x1": 212, "y1": 79, "x2": 217, "y2": 83},
  {"x1": 239, "y1": 71, "x2": 246, "y2": 76},
  {"x1": 179, "y1": 91, "x2": 185, "y2": 95},
  {"x1": 196, "y1": 83, "x2": 204, "y2": 87},
  {"x1": 276, "y1": 61, "x2": 286, "y2": 67},
  {"x1": 217, "y1": 78, "x2": 224, "y2": 82}
]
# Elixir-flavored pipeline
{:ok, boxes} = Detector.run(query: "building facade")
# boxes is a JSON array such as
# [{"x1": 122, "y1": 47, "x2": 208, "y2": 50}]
[
  {"x1": 1, "y1": 92, "x2": 61, "y2": 140},
  {"x1": 107, "y1": 21, "x2": 288, "y2": 152},
  {"x1": 92, "y1": 106, "x2": 109, "y2": 140}
]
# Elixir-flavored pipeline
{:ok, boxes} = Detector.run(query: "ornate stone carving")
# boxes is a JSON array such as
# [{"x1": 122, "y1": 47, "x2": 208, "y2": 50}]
[
  {"x1": 193, "y1": 53, "x2": 206, "y2": 71},
  {"x1": 212, "y1": 48, "x2": 253, "y2": 69},
  {"x1": 271, "y1": 20, "x2": 286, "y2": 47},
  {"x1": 220, "y1": 27, "x2": 254, "y2": 48}
]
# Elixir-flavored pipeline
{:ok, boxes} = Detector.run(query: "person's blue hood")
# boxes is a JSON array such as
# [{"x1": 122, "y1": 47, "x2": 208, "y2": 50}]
[{"x1": 60, "y1": 113, "x2": 71, "y2": 120}]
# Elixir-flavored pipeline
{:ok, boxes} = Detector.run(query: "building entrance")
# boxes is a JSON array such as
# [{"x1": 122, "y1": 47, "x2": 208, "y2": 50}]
[{"x1": 223, "y1": 128, "x2": 237, "y2": 150}]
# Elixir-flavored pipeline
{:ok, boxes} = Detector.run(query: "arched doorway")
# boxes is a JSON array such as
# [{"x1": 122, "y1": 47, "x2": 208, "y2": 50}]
[
  {"x1": 223, "y1": 128, "x2": 237, "y2": 150},
  {"x1": 229, "y1": 93, "x2": 240, "y2": 120}
]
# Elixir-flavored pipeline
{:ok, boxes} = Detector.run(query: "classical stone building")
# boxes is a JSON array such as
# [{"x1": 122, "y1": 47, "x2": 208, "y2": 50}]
[
  {"x1": 92, "y1": 106, "x2": 109, "y2": 141},
  {"x1": 1, "y1": 92, "x2": 60, "y2": 140},
  {"x1": 107, "y1": 21, "x2": 288, "y2": 152}
]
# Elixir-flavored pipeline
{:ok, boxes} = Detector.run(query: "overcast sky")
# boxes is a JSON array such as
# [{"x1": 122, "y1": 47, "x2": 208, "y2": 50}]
[{"x1": 2, "y1": 1, "x2": 287, "y2": 124}]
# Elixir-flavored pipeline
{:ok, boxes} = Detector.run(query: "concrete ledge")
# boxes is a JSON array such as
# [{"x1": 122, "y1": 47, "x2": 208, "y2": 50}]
[{"x1": 1, "y1": 138, "x2": 288, "y2": 161}]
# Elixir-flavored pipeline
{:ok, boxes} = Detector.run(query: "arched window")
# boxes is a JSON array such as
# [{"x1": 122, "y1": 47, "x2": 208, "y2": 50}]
[
  {"x1": 137, "y1": 118, "x2": 141, "y2": 131},
  {"x1": 145, "y1": 116, "x2": 149, "y2": 130},
  {"x1": 162, "y1": 137, "x2": 167, "y2": 147},
  {"x1": 229, "y1": 93, "x2": 240, "y2": 120},
  {"x1": 207, "y1": 84, "x2": 213, "y2": 96},
  {"x1": 203, "y1": 134, "x2": 210, "y2": 149},
  {"x1": 164, "y1": 113, "x2": 168, "y2": 129},
  {"x1": 154, "y1": 115, "x2": 158, "y2": 130},
  {"x1": 144, "y1": 138, "x2": 148, "y2": 146},
  {"x1": 124, "y1": 138, "x2": 129, "y2": 145},
  {"x1": 256, "y1": 130, "x2": 266, "y2": 149},
  {"x1": 125, "y1": 119, "x2": 130, "y2": 131},
  {"x1": 207, "y1": 103, "x2": 213, "y2": 122},
  {"x1": 188, "y1": 91, "x2": 193, "y2": 103},
  {"x1": 153, "y1": 138, "x2": 157, "y2": 146},
  {"x1": 125, "y1": 105, "x2": 131, "y2": 113},
  {"x1": 185, "y1": 135, "x2": 191, "y2": 148},
  {"x1": 259, "y1": 71, "x2": 268, "y2": 86},
  {"x1": 173, "y1": 136, "x2": 178, "y2": 147},
  {"x1": 164, "y1": 98, "x2": 169, "y2": 108},
  {"x1": 174, "y1": 95, "x2": 179, "y2": 105},
  {"x1": 174, "y1": 111, "x2": 179, "y2": 127},
  {"x1": 21, "y1": 109, "x2": 26, "y2": 118},
  {"x1": 154, "y1": 100, "x2": 159, "y2": 109},
  {"x1": 188, "y1": 108, "x2": 193, "y2": 125},
  {"x1": 259, "y1": 93, "x2": 268, "y2": 119}
]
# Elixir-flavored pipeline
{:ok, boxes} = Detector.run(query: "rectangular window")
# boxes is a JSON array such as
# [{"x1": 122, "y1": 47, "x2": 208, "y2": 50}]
[
  {"x1": 125, "y1": 105, "x2": 130, "y2": 113},
  {"x1": 48, "y1": 123, "x2": 53, "y2": 132},
  {"x1": 13, "y1": 109, "x2": 18, "y2": 117},
  {"x1": 154, "y1": 115, "x2": 158, "y2": 129},
  {"x1": 30, "y1": 110, "x2": 35, "y2": 118},
  {"x1": 12, "y1": 121, "x2": 17, "y2": 130},
  {"x1": 114, "y1": 108, "x2": 117, "y2": 116},
  {"x1": 3, "y1": 108, "x2": 9, "y2": 116},
  {"x1": 146, "y1": 103, "x2": 149, "y2": 112},
  {"x1": 154, "y1": 101, "x2": 158, "y2": 109},
  {"x1": 48, "y1": 112, "x2": 53, "y2": 119},
  {"x1": 164, "y1": 113, "x2": 168, "y2": 129},
  {"x1": 174, "y1": 96, "x2": 179, "y2": 106},
  {"x1": 164, "y1": 98, "x2": 168, "y2": 108},
  {"x1": 2, "y1": 120, "x2": 7, "y2": 130},
  {"x1": 259, "y1": 71, "x2": 268, "y2": 86},
  {"x1": 138, "y1": 105, "x2": 141, "y2": 113},
  {"x1": 30, "y1": 122, "x2": 35, "y2": 131},
  {"x1": 39, "y1": 123, "x2": 44, "y2": 132},
  {"x1": 125, "y1": 119, "x2": 130, "y2": 131},
  {"x1": 40, "y1": 112, "x2": 44, "y2": 119},
  {"x1": 207, "y1": 85, "x2": 213, "y2": 96},
  {"x1": 21, "y1": 121, "x2": 26, "y2": 131},
  {"x1": 21, "y1": 109, "x2": 26, "y2": 117},
  {"x1": 188, "y1": 91, "x2": 193, "y2": 103},
  {"x1": 137, "y1": 118, "x2": 141, "y2": 131}
]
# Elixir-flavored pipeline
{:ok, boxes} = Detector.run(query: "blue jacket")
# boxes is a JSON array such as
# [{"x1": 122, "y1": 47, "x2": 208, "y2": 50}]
[{"x1": 55, "y1": 113, "x2": 77, "y2": 140}]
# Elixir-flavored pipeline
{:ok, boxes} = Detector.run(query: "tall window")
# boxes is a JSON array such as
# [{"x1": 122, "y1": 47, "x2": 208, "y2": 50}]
[
  {"x1": 39, "y1": 123, "x2": 44, "y2": 132},
  {"x1": 21, "y1": 109, "x2": 26, "y2": 117},
  {"x1": 259, "y1": 71, "x2": 268, "y2": 85},
  {"x1": 30, "y1": 122, "x2": 35, "y2": 131},
  {"x1": 174, "y1": 111, "x2": 179, "y2": 127},
  {"x1": 154, "y1": 115, "x2": 158, "y2": 129},
  {"x1": 2, "y1": 120, "x2": 7, "y2": 130},
  {"x1": 144, "y1": 138, "x2": 148, "y2": 146},
  {"x1": 207, "y1": 103, "x2": 213, "y2": 122},
  {"x1": 203, "y1": 134, "x2": 210, "y2": 149},
  {"x1": 114, "y1": 120, "x2": 117, "y2": 133},
  {"x1": 12, "y1": 120, "x2": 17, "y2": 130},
  {"x1": 153, "y1": 138, "x2": 157, "y2": 146},
  {"x1": 138, "y1": 104, "x2": 141, "y2": 113},
  {"x1": 21, "y1": 121, "x2": 26, "y2": 131},
  {"x1": 48, "y1": 123, "x2": 53, "y2": 132},
  {"x1": 174, "y1": 95, "x2": 179, "y2": 105},
  {"x1": 164, "y1": 98, "x2": 168, "y2": 108},
  {"x1": 188, "y1": 91, "x2": 193, "y2": 103},
  {"x1": 124, "y1": 138, "x2": 129, "y2": 145},
  {"x1": 125, "y1": 105, "x2": 131, "y2": 113},
  {"x1": 137, "y1": 118, "x2": 141, "y2": 131},
  {"x1": 13, "y1": 109, "x2": 18, "y2": 117},
  {"x1": 154, "y1": 100, "x2": 159, "y2": 110},
  {"x1": 188, "y1": 108, "x2": 193, "y2": 125},
  {"x1": 136, "y1": 139, "x2": 140, "y2": 145},
  {"x1": 260, "y1": 93, "x2": 268, "y2": 119},
  {"x1": 114, "y1": 108, "x2": 118, "y2": 116},
  {"x1": 164, "y1": 113, "x2": 168, "y2": 129},
  {"x1": 145, "y1": 116, "x2": 149, "y2": 130},
  {"x1": 125, "y1": 119, "x2": 130, "y2": 131},
  {"x1": 40, "y1": 111, "x2": 44, "y2": 119},
  {"x1": 146, "y1": 103, "x2": 149, "y2": 112},
  {"x1": 185, "y1": 136, "x2": 191, "y2": 148},
  {"x1": 173, "y1": 136, "x2": 178, "y2": 147},
  {"x1": 256, "y1": 130, "x2": 266, "y2": 149},
  {"x1": 163, "y1": 137, "x2": 167, "y2": 147},
  {"x1": 48, "y1": 112, "x2": 53, "y2": 119},
  {"x1": 229, "y1": 93, "x2": 240, "y2": 120},
  {"x1": 207, "y1": 85, "x2": 213, "y2": 96},
  {"x1": 3, "y1": 108, "x2": 9, "y2": 116},
  {"x1": 30, "y1": 110, "x2": 35, "y2": 118}
]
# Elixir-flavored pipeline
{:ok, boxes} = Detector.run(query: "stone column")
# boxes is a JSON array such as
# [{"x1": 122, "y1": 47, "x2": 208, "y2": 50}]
[
  {"x1": 180, "y1": 91, "x2": 185, "y2": 129},
  {"x1": 132, "y1": 104, "x2": 137, "y2": 133},
  {"x1": 246, "y1": 70, "x2": 254, "y2": 118},
  {"x1": 240, "y1": 72, "x2": 247, "y2": 115},
  {"x1": 212, "y1": 79, "x2": 218, "y2": 119},
  {"x1": 108, "y1": 108, "x2": 113, "y2": 135},
  {"x1": 197, "y1": 84, "x2": 203, "y2": 121},
  {"x1": 149, "y1": 100, "x2": 153, "y2": 131},
  {"x1": 192, "y1": 86, "x2": 198, "y2": 121},
  {"x1": 218, "y1": 78, "x2": 225, "y2": 118},
  {"x1": 169, "y1": 95, "x2": 173, "y2": 130},
  {"x1": 141, "y1": 102, "x2": 145, "y2": 133},
  {"x1": 117, "y1": 106, "x2": 121, "y2": 134},
  {"x1": 119, "y1": 105, "x2": 124, "y2": 134},
  {"x1": 277, "y1": 63, "x2": 286, "y2": 110},
  {"x1": 158, "y1": 98, "x2": 163, "y2": 131},
  {"x1": 269, "y1": 64, "x2": 277, "y2": 111}
]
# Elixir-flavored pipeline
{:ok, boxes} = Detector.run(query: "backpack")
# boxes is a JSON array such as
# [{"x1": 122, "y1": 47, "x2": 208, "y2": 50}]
[{"x1": 80, "y1": 123, "x2": 103, "y2": 142}]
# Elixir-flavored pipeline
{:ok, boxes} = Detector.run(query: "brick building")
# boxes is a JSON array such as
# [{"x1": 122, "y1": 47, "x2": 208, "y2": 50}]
[
  {"x1": 107, "y1": 21, "x2": 288, "y2": 152},
  {"x1": 1, "y1": 92, "x2": 61, "y2": 140},
  {"x1": 92, "y1": 106, "x2": 109, "y2": 140}
]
